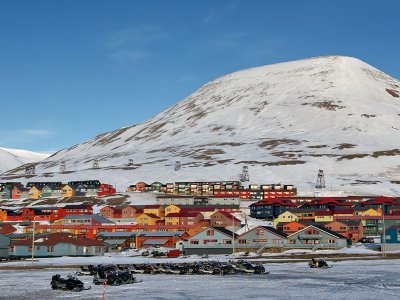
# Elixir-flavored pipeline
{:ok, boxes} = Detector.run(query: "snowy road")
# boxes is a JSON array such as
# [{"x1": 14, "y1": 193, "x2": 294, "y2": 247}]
[{"x1": 1, "y1": 259, "x2": 399, "y2": 299}]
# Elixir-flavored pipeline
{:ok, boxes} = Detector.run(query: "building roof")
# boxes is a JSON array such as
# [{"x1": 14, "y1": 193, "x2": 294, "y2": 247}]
[
  {"x1": 260, "y1": 226, "x2": 288, "y2": 238},
  {"x1": 312, "y1": 225, "x2": 347, "y2": 239},
  {"x1": 62, "y1": 214, "x2": 114, "y2": 224},
  {"x1": 97, "y1": 232, "x2": 136, "y2": 238},
  {"x1": 10, "y1": 232, "x2": 104, "y2": 247},
  {"x1": 0, "y1": 223, "x2": 17, "y2": 235},
  {"x1": 142, "y1": 238, "x2": 169, "y2": 245},
  {"x1": 136, "y1": 231, "x2": 184, "y2": 237},
  {"x1": 63, "y1": 204, "x2": 92, "y2": 209},
  {"x1": 103, "y1": 239, "x2": 126, "y2": 245},
  {"x1": 315, "y1": 211, "x2": 333, "y2": 217},
  {"x1": 212, "y1": 227, "x2": 238, "y2": 238},
  {"x1": 332, "y1": 208, "x2": 355, "y2": 214},
  {"x1": 213, "y1": 211, "x2": 241, "y2": 222}
]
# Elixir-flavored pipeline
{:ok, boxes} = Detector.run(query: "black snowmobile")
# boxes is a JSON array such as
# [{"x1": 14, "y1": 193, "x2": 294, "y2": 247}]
[
  {"x1": 51, "y1": 274, "x2": 91, "y2": 292},
  {"x1": 93, "y1": 265, "x2": 142, "y2": 285},
  {"x1": 309, "y1": 258, "x2": 332, "y2": 269},
  {"x1": 76, "y1": 264, "x2": 98, "y2": 276}
]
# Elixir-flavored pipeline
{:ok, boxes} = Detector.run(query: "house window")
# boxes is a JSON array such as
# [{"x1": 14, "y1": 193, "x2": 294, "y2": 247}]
[
  {"x1": 47, "y1": 246, "x2": 54, "y2": 252},
  {"x1": 339, "y1": 227, "x2": 346, "y2": 230},
  {"x1": 223, "y1": 240, "x2": 232, "y2": 244},
  {"x1": 256, "y1": 229, "x2": 264, "y2": 236},
  {"x1": 238, "y1": 239, "x2": 247, "y2": 244},
  {"x1": 190, "y1": 240, "x2": 199, "y2": 244},
  {"x1": 328, "y1": 239, "x2": 336, "y2": 244},
  {"x1": 206, "y1": 229, "x2": 214, "y2": 236},
  {"x1": 289, "y1": 239, "x2": 296, "y2": 244}
]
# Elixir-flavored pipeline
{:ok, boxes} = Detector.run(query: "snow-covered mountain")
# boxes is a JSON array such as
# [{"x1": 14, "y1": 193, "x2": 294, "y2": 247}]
[
  {"x1": 2, "y1": 56, "x2": 400, "y2": 195},
  {"x1": 0, "y1": 147, "x2": 49, "y2": 174}
]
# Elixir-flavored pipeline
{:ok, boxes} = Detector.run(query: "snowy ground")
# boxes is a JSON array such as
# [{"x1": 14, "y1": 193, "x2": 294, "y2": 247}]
[{"x1": 1, "y1": 259, "x2": 400, "y2": 299}]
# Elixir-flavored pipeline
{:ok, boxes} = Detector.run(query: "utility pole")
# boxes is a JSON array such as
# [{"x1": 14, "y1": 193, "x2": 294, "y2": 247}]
[
  {"x1": 232, "y1": 214, "x2": 235, "y2": 258},
  {"x1": 382, "y1": 203, "x2": 386, "y2": 258},
  {"x1": 31, "y1": 217, "x2": 36, "y2": 265}
]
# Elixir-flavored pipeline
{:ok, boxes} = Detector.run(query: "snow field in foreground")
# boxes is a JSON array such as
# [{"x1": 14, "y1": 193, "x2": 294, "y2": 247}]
[{"x1": 1, "y1": 259, "x2": 400, "y2": 300}]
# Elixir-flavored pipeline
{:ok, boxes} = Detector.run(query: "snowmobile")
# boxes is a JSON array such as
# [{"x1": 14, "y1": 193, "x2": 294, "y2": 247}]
[
  {"x1": 51, "y1": 274, "x2": 91, "y2": 292},
  {"x1": 76, "y1": 265, "x2": 97, "y2": 276},
  {"x1": 93, "y1": 265, "x2": 142, "y2": 285},
  {"x1": 309, "y1": 258, "x2": 332, "y2": 269}
]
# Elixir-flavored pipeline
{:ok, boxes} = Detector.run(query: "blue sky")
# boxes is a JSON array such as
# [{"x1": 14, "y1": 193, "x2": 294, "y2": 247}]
[{"x1": 1, "y1": 0, "x2": 399, "y2": 153}]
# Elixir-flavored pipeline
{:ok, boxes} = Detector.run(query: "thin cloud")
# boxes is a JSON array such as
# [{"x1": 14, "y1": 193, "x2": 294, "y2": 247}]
[
  {"x1": 110, "y1": 49, "x2": 152, "y2": 62},
  {"x1": 107, "y1": 26, "x2": 167, "y2": 48},
  {"x1": 202, "y1": 2, "x2": 238, "y2": 25},
  {"x1": 18, "y1": 129, "x2": 53, "y2": 137},
  {"x1": 176, "y1": 74, "x2": 196, "y2": 83}
]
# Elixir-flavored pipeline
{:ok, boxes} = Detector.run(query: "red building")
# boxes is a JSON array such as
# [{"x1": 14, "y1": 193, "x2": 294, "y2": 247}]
[
  {"x1": 100, "y1": 206, "x2": 122, "y2": 219},
  {"x1": 97, "y1": 184, "x2": 116, "y2": 197},
  {"x1": 58, "y1": 204, "x2": 93, "y2": 218}
]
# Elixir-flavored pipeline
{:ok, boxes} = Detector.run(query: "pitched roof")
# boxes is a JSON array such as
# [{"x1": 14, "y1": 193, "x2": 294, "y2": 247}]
[
  {"x1": 63, "y1": 204, "x2": 92, "y2": 209},
  {"x1": 10, "y1": 232, "x2": 104, "y2": 247},
  {"x1": 97, "y1": 232, "x2": 136, "y2": 238},
  {"x1": 62, "y1": 214, "x2": 114, "y2": 224},
  {"x1": 212, "y1": 227, "x2": 238, "y2": 238},
  {"x1": 260, "y1": 226, "x2": 288, "y2": 238},
  {"x1": 136, "y1": 231, "x2": 184, "y2": 237},
  {"x1": 142, "y1": 238, "x2": 169, "y2": 245},
  {"x1": 312, "y1": 225, "x2": 347, "y2": 239}
]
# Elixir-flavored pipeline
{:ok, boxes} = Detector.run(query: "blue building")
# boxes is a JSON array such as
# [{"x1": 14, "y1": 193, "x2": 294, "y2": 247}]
[
  {"x1": 382, "y1": 225, "x2": 400, "y2": 251},
  {"x1": 10, "y1": 232, "x2": 105, "y2": 257}
]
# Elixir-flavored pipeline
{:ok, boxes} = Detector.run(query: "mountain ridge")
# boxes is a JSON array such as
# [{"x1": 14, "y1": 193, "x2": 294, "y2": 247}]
[{"x1": 2, "y1": 55, "x2": 400, "y2": 195}]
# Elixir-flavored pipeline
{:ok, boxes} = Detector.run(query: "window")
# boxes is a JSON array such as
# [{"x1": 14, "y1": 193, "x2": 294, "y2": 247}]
[
  {"x1": 190, "y1": 240, "x2": 199, "y2": 244},
  {"x1": 223, "y1": 240, "x2": 232, "y2": 244},
  {"x1": 238, "y1": 239, "x2": 247, "y2": 244},
  {"x1": 47, "y1": 246, "x2": 54, "y2": 253},
  {"x1": 206, "y1": 229, "x2": 214, "y2": 236},
  {"x1": 256, "y1": 229, "x2": 264, "y2": 236},
  {"x1": 289, "y1": 239, "x2": 296, "y2": 244},
  {"x1": 328, "y1": 239, "x2": 336, "y2": 244}
]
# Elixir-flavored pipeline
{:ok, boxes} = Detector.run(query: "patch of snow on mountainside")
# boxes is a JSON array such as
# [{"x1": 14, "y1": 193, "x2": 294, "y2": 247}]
[
  {"x1": 2, "y1": 56, "x2": 400, "y2": 195},
  {"x1": 0, "y1": 147, "x2": 49, "y2": 174}
]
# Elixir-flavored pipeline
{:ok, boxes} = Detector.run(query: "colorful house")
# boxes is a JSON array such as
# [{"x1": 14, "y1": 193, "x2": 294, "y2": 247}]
[
  {"x1": 382, "y1": 225, "x2": 400, "y2": 251},
  {"x1": 0, "y1": 233, "x2": 10, "y2": 259},
  {"x1": 210, "y1": 211, "x2": 241, "y2": 231},
  {"x1": 165, "y1": 204, "x2": 181, "y2": 216},
  {"x1": 236, "y1": 226, "x2": 287, "y2": 251},
  {"x1": 61, "y1": 185, "x2": 76, "y2": 197},
  {"x1": 314, "y1": 211, "x2": 334, "y2": 222},
  {"x1": 28, "y1": 186, "x2": 42, "y2": 200},
  {"x1": 121, "y1": 206, "x2": 142, "y2": 219},
  {"x1": 183, "y1": 227, "x2": 237, "y2": 255},
  {"x1": 9, "y1": 232, "x2": 105, "y2": 257},
  {"x1": 273, "y1": 211, "x2": 299, "y2": 227},
  {"x1": 97, "y1": 184, "x2": 116, "y2": 197},
  {"x1": 56, "y1": 214, "x2": 114, "y2": 226},
  {"x1": 41, "y1": 186, "x2": 54, "y2": 198},
  {"x1": 136, "y1": 213, "x2": 160, "y2": 226},
  {"x1": 286, "y1": 225, "x2": 348, "y2": 250},
  {"x1": 276, "y1": 221, "x2": 307, "y2": 235},
  {"x1": 324, "y1": 220, "x2": 363, "y2": 244},
  {"x1": 135, "y1": 231, "x2": 186, "y2": 248},
  {"x1": 100, "y1": 206, "x2": 122, "y2": 219},
  {"x1": 249, "y1": 199, "x2": 297, "y2": 219},
  {"x1": 143, "y1": 205, "x2": 164, "y2": 218}
]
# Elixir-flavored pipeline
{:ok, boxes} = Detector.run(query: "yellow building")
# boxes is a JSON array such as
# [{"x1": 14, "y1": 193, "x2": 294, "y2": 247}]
[
  {"x1": 355, "y1": 207, "x2": 381, "y2": 217},
  {"x1": 61, "y1": 185, "x2": 76, "y2": 197},
  {"x1": 136, "y1": 213, "x2": 160, "y2": 226},
  {"x1": 28, "y1": 186, "x2": 42, "y2": 200},
  {"x1": 0, "y1": 208, "x2": 7, "y2": 221},
  {"x1": 273, "y1": 211, "x2": 299, "y2": 227},
  {"x1": 165, "y1": 204, "x2": 181, "y2": 216},
  {"x1": 314, "y1": 211, "x2": 334, "y2": 222},
  {"x1": 164, "y1": 213, "x2": 180, "y2": 225},
  {"x1": 143, "y1": 205, "x2": 165, "y2": 218}
]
